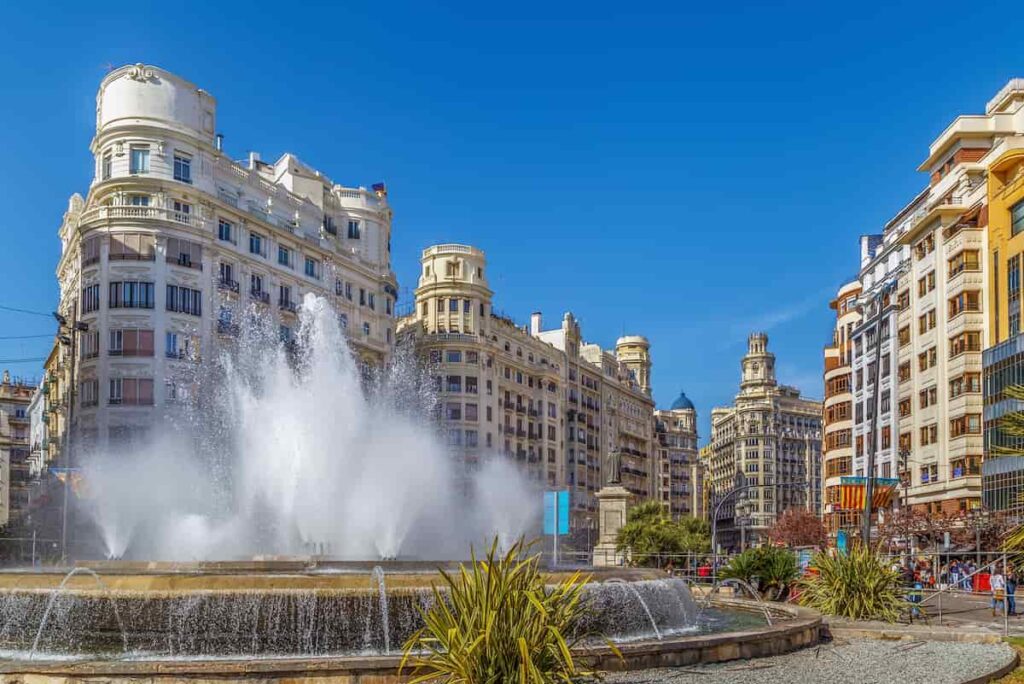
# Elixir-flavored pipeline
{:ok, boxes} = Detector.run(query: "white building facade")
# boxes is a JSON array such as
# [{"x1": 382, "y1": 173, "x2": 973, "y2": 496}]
[{"x1": 54, "y1": 64, "x2": 398, "y2": 450}]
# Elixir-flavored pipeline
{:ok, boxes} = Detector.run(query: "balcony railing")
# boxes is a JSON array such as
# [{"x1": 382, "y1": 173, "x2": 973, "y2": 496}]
[
  {"x1": 218, "y1": 278, "x2": 240, "y2": 293},
  {"x1": 250, "y1": 290, "x2": 270, "y2": 305},
  {"x1": 168, "y1": 255, "x2": 202, "y2": 271},
  {"x1": 80, "y1": 205, "x2": 206, "y2": 230},
  {"x1": 279, "y1": 300, "x2": 298, "y2": 314}
]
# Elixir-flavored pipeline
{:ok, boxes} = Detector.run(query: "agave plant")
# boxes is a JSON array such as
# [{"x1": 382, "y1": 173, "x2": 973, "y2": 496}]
[
  {"x1": 400, "y1": 538, "x2": 618, "y2": 683},
  {"x1": 797, "y1": 544, "x2": 908, "y2": 621}
]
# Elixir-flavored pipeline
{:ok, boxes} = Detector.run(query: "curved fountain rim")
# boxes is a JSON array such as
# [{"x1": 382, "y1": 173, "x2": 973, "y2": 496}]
[{"x1": 0, "y1": 599, "x2": 822, "y2": 677}]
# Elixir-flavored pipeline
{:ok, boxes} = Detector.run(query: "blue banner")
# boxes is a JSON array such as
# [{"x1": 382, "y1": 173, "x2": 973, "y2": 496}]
[{"x1": 543, "y1": 490, "x2": 569, "y2": 535}]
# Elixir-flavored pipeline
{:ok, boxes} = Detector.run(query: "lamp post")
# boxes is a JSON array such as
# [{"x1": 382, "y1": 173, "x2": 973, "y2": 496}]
[
  {"x1": 54, "y1": 307, "x2": 87, "y2": 566},
  {"x1": 710, "y1": 480, "x2": 807, "y2": 582}
]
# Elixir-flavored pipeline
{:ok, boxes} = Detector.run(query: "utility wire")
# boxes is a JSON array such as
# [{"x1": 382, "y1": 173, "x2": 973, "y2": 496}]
[
  {"x1": 0, "y1": 357, "x2": 46, "y2": 364},
  {"x1": 0, "y1": 304, "x2": 52, "y2": 318},
  {"x1": 0, "y1": 334, "x2": 53, "y2": 340}
]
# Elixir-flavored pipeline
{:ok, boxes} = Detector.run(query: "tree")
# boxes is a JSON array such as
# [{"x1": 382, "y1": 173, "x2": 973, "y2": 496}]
[
  {"x1": 767, "y1": 508, "x2": 826, "y2": 548},
  {"x1": 615, "y1": 501, "x2": 710, "y2": 567}
]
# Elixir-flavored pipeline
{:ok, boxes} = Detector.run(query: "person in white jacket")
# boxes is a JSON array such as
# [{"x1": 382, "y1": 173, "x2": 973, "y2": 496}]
[{"x1": 991, "y1": 567, "x2": 1007, "y2": 617}]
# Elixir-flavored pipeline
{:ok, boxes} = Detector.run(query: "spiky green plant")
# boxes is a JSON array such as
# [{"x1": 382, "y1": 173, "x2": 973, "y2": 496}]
[
  {"x1": 400, "y1": 538, "x2": 617, "y2": 683},
  {"x1": 719, "y1": 547, "x2": 799, "y2": 600},
  {"x1": 797, "y1": 545, "x2": 909, "y2": 621}
]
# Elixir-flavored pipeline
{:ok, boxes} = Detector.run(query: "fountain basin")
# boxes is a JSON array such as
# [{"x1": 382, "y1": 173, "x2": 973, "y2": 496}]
[
  {"x1": 0, "y1": 600, "x2": 821, "y2": 682},
  {"x1": 0, "y1": 561, "x2": 821, "y2": 680}
]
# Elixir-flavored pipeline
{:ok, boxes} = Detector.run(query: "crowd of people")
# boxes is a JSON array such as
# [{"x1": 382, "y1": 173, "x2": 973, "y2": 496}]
[{"x1": 895, "y1": 557, "x2": 1022, "y2": 617}]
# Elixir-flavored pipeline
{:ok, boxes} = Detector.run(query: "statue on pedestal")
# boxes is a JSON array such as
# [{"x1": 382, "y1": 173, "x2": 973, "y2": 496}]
[{"x1": 606, "y1": 447, "x2": 622, "y2": 485}]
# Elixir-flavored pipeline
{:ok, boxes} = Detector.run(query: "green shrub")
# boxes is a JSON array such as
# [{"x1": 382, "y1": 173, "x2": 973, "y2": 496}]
[
  {"x1": 400, "y1": 538, "x2": 618, "y2": 683},
  {"x1": 720, "y1": 547, "x2": 798, "y2": 600},
  {"x1": 615, "y1": 501, "x2": 709, "y2": 567},
  {"x1": 797, "y1": 545, "x2": 908, "y2": 621}
]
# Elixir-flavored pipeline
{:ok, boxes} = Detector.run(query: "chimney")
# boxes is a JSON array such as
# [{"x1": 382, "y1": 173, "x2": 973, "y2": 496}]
[
  {"x1": 215, "y1": 133, "x2": 224, "y2": 152},
  {"x1": 248, "y1": 151, "x2": 261, "y2": 170},
  {"x1": 530, "y1": 312, "x2": 542, "y2": 336}
]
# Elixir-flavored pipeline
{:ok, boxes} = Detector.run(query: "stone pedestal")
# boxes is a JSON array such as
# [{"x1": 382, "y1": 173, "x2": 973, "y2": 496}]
[{"x1": 592, "y1": 485, "x2": 630, "y2": 567}]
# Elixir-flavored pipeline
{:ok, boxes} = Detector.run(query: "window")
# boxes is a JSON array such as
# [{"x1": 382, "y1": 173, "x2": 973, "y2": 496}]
[
  {"x1": 81, "y1": 284, "x2": 101, "y2": 313},
  {"x1": 129, "y1": 146, "x2": 150, "y2": 174},
  {"x1": 304, "y1": 256, "x2": 320, "y2": 279},
  {"x1": 109, "y1": 233, "x2": 155, "y2": 261},
  {"x1": 173, "y1": 153, "x2": 192, "y2": 183},
  {"x1": 279, "y1": 285, "x2": 293, "y2": 308},
  {"x1": 347, "y1": 220, "x2": 361, "y2": 239},
  {"x1": 465, "y1": 403, "x2": 478, "y2": 421},
  {"x1": 362, "y1": 322, "x2": 370, "y2": 336},
  {"x1": 218, "y1": 219, "x2": 234, "y2": 243},
  {"x1": 949, "y1": 331, "x2": 981, "y2": 358},
  {"x1": 166, "y1": 237, "x2": 202, "y2": 269},
  {"x1": 1009, "y1": 255, "x2": 1021, "y2": 336},
  {"x1": 949, "y1": 373, "x2": 981, "y2": 398},
  {"x1": 899, "y1": 398, "x2": 912, "y2": 418},
  {"x1": 109, "y1": 281, "x2": 154, "y2": 309},
  {"x1": 249, "y1": 232, "x2": 266, "y2": 257},
  {"x1": 948, "y1": 250, "x2": 980, "y2": 277},
  {"x1": 446, "y1": 350, "x2": 462, "y2": 363},
  {"x1": 918, "y1": 309, "x2": 936, "y2": 334},
  {"x1": 447, "y1": 375, "x2": 462, "y2": 392},
  {"x1": 948, "y1": 290, "x2": 981, "y2": 318},
  {"x1": 385, "y1": 297, "x2": 392, "y2": 316},
  {"x1": 950, "y1": 413, "x2": 982, "y2": 437},
  {"x1": 466, "y1": 430, "x2": 478, "y2": 448},
  {"x1": 108, "y1": 329, "x2": 154, "y2": 357},
  {"x1": 919, "y1": 424, "x2": 938, "y2": 445},
  {"x1": 918, "y1": 347, "x2": 937, "y2": 371},
  {"x1": 278, "y1": 246, "x2": 293, "y2": 267},
  {"x1": 449, "y1": 299, "x2": 459, "y2": 312},
  {"x1": 368, "y1": 293, "x2": 375, "y2": 310},
  {"x1": 914, "y1": 233, "x2": 935, "y2": 260},
  {"x1": 338, "y1": 313, "x2": 348, "y2": 330},
  {"x1": 219, "y1": 262, "x2": 235, "y2": 287},
  {"x1": 466, "y1": 376, "x2": 478, "y2": 394},
  {"x1": 360, "y1": 288, "x2": 366, "y2": 306},
  {"x1": 166, "y1": 285, "x2": 202, "y2": 316},
  {"x1": 128, "y1": 194, "x2": 150, "y2": 207},
  {"x1": 1012, "y1": 199, "x2": 1024, "y2": 237},
  {"x1": 323, "y1": 215, "x2": 337, "y2": 235},
  {"x1": 918, "y1": 386, "x2": 937, "y2": 408},
  {"x1": 917, "y1": 270, "x2": 936, "y2": 296},
  {"x1": 80, "y1": 330, "x2": 99, "y2": 359},
  {"x1": 898, "y1": 361, "x2": 911, "y2": 382},
  {"x1": 79, "y1": 379, "x2": 99, "y2": 407},
  {"x1": 897, "y1": 289, "x2": 910, "y2": 311},
  {"x1": 109, "y1": 378, "x2": 154, "y2": 406},
  {"x1": 345, "y1": 282, "x2": 353, "y2": 300},
  {"x1": 898, "y1": 326, "x2": 910, "y2": 347},
  {"x1": 250, "y1": 274, "x2": 265, "y2": 296},
  {"x1": 101, "y1": 153, "x2": 112, "y2": 180},
  {"x1": 951, "y1": 456, "x2": 982, "y2": 479}
]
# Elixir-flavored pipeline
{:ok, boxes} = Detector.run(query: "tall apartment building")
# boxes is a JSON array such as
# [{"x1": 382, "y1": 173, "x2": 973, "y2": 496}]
[
  {"x1": 54, "y1": 64, "x2": 397, "y2": 452},
  {"x1": 846, "y1": 212, "x2": 915, "y2": 532},
  {"x1": 708, "y1": 334, "x2": 822, "y2": 551},
  {"x1": 654, "y1": 390, "x2": 703, "y2": 519},
  {"x1": 822, "y1": 280, "x2": 860, "y2": 537},
  {"x1": 397, "y1": 243, "x2": 659, "y2": 535},
  {"x1": 980, "y1": 80, "x2": 1024, "y2": 514},
  {"x1": 890, "y1": 81, "x2": 1024, "y2": 515},
  {"x1": 0, "y1": 372, "x2": 34, "y2": 528}
]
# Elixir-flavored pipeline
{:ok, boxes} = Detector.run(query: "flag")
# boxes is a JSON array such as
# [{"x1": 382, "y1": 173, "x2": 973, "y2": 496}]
[{"x1": 371, "y1": 182, "x2": 387, "y2": 197}]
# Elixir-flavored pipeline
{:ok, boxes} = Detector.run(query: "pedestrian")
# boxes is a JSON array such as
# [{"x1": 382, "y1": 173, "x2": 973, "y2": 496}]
[
  {"x1": 992, "y1": 566, "x2": 1007, "y2": 617},
  {"x1": 950, "y1": 560, "x2": 961, "y2": 591},
  {"x1": 1008, "y1": 568, "x2": 1019, "y2": 617}
]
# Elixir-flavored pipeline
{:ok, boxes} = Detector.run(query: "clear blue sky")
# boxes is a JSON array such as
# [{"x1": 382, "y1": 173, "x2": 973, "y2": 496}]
[{"x1": 1, "y1": 1, "x2": 1021, "y2": 441}]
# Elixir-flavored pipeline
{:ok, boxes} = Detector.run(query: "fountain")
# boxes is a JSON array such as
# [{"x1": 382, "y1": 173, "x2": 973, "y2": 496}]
[{"x1": 0, "y1": 295, "x2": 822, "y2": 679}]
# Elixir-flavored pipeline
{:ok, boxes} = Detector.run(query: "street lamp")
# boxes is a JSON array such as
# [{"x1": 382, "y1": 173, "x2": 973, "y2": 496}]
[
  {"x1": 55, "y1": 308, "x2": 88, "y2": 565},
  {"x1": 710, "y1": 480, "x2": 807, "y2": 581}
]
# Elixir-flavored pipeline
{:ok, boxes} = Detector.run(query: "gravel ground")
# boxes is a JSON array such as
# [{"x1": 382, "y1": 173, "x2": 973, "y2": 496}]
[{"x1": 602, "y1": 637, "x2": 1017, "y2": 684}]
